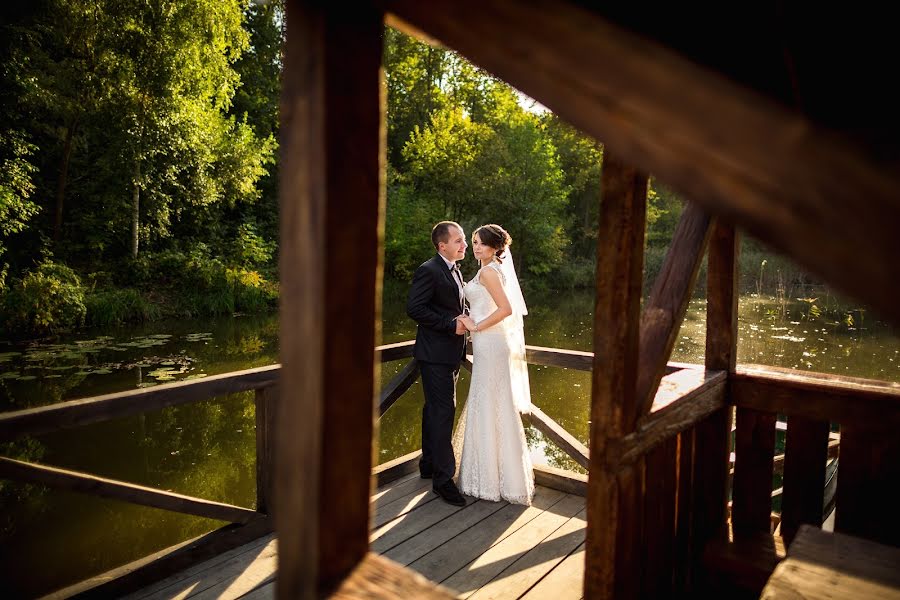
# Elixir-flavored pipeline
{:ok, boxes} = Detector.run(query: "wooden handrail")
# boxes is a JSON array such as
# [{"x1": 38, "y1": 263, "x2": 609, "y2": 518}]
[
  {"x1": 732, "y1": 364, "x2": 900, "y2": 424},
  {"x1": 609, "y1": 370, "x2": 726, "y2": 467},
  {"x1": 0, "y1": 365, "x2": 280, "y2": 442},
  {"x1": 0, "y1": 342, "x2": 699, "y2": 443},
  {"x1": 376, "y1": 340, "x2": 416, "y2": 362},
  {"x1": 0, "y1": 457, "x2": 261, "y2": 523}
]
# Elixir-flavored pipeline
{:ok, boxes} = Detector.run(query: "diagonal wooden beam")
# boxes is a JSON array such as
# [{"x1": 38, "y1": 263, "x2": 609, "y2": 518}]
[
  {"x1": 382, "y1": 0, "x2": 900, "y2": 327},
  {"x1": 378, "y1": 359, "x2": 420, "y2": 416},
  {"x1": 525, "y1": 405, "x2": 590, "y2": 470},
  {"x1": 584, "y1": 154, "x2": 646, "y2": 599},
  {"x1": 635, "y1": 203, "x2": 712, "y2": 420},
  {"x1": 0, "y1": 457, "x2": 260, "y2": 524}
]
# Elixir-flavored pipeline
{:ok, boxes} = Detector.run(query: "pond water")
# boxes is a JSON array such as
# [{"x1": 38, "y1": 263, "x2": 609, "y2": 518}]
[{"x1": 1, "y1": 289, "x2": 897, "y2": 596}]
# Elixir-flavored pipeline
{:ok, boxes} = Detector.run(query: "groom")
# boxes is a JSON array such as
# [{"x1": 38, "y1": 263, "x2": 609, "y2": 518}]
[{"x1": 406, "y1": 221, "x2": 468, "y2": 507}]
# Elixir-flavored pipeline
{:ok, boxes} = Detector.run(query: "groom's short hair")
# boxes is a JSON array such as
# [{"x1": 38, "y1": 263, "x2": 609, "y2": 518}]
[{"x1": 431, "y1": 221, "x2": 461, "y2": 250}]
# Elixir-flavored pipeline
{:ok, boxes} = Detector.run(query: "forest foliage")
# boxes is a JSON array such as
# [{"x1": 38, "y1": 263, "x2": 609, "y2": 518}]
[{"x1": 3, "y1": 2, "x2": 780, "y2": 334}]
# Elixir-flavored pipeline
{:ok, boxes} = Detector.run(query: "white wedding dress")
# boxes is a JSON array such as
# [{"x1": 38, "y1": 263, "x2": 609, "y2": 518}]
[{"x1": 453, "y1": 262, "x2": 535, "y2": 505}]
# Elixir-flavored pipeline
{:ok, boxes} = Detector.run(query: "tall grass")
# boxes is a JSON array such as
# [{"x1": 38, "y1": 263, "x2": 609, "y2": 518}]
[{"x1": 84, "y1": 289, "x2": 161, "y2": 327}]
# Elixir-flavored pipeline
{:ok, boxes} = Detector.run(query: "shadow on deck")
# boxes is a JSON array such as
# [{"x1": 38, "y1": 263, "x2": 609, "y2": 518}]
[{"x1": 125, "y1": 476, "x2": 586, "y2": 600}]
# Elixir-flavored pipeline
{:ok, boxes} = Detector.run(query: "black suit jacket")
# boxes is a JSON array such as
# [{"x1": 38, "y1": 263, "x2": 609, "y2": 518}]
[{"x1": 406, "y1": 254, "x2": 467, "y2": 364}]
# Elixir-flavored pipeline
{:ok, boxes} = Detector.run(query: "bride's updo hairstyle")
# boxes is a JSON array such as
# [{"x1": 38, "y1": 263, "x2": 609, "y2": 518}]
[{"x1": 474, "y1": 224, "x2": 512, "y2": 263}]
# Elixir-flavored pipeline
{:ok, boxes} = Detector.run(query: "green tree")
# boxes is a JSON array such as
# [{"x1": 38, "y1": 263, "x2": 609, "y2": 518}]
[
  {"x1": 400, "y1": 96, "x2": 569, "y2": 281},
  {"x1": 542, "y1": 115, "x2": 603, "y2": 258}
]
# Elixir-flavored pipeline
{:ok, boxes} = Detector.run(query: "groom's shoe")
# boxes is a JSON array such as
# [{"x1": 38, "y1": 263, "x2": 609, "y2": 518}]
[{"x1": 433, "y1": 480, "x2": 466, "y2": 506}]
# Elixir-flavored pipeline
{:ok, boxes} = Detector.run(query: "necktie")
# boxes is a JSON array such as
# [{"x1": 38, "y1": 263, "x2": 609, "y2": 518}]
[
  {"x1": 452, "y1": 263, "x2": 462, "y2": 283},
  {"x1": 451, "y1": 263, "x2": 464, "y2": 306}
]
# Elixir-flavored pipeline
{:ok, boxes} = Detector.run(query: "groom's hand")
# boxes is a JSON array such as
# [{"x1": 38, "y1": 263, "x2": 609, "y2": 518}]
[{"x1": 454, "y1": 317, "x2": 467, "y2": 335}]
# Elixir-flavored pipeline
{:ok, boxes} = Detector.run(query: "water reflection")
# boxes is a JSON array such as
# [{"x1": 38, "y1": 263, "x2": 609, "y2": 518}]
[{"x1": 0, "y1": 289, "x2": 897, "y2": 595}]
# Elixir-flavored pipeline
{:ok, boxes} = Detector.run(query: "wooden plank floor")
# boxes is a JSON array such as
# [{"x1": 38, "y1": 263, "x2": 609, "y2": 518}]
[{"x1": 126, "y1": 473, "x2": 587, "y2": 599}]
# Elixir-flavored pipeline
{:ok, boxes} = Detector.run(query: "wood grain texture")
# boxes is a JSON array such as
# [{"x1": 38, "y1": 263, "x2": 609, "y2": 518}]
[
  {"x1": 609, "y1": 370, "x2": 726, "y2": 466},
  {"x1": 0, "y1": 457, "x2": 260, "y2": 524},
  {"x1": 381, "y1": 0, "x2": 900, "y2": 327},
  {"x1": 315, "y1": 4, "x2": 385, "y2": 591},
  {"x1": 0, "y1": 365, "x2": 279, "y2": 442},
  {"x1": 691, "y1": 220, "x2": 738, "y2": 585},
  {"x1": 761, "y1": 525, "x2": 900, "y2": 600},
  {"x1": 705, "y1": 222, "x2": 739, "y2": 373},
  {"x1": 635, "y1": 203, "x2": 712, "y2": 418},
  {"x1": 779, "y1": 416, "x2": 829, "y2": 544},
  {"x1": 584, "y1": 154, "x2": 646, "y2": 600},
  {"x1": 407, "y1": 487, "x2": 567, "y2": 583},
  {"x1": 255, "y1": 386, "x2": 277, "y2": 516},
  {"x1": 642, "y1": 437, "x2": 677, "y2": 597},
  {"x1": 331, "y1": 553, "x2": 457, "y2": 599},
  {"x1": 276, "y1": 2, "x2": 326, "y2": 595},
  {"x1": 732, "y1": 365, "x2": 900, "y2": 425},
  {"x1": 731, "y1": 409, "x2": 777, "y2": 535}
]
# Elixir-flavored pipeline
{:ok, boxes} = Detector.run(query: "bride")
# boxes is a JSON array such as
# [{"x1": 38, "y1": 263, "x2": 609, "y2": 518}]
[{"x1": 454, "y1": 224, "x2": 534, "y2": 505}]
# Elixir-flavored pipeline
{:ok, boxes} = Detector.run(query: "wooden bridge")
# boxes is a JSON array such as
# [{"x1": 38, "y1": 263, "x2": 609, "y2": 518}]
[
  {"x1": 1, "y1": 336, "x2": 897, "y2": 598},
  {"x1": 4, "y1": 0, "x2": 900, "y2": 598}
]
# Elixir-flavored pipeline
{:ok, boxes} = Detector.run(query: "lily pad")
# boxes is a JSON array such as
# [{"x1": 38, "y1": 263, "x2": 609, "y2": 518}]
[
  {"x1": 0, "y1": 372, "x2": 20, "y2": 380},
  {"x1": 92, "y1": 368, "x2": 113, "y2": 375},
  {"x1": 184, "y1": 373, "x2": 208, "y2": 380},
  {"x1": 137, "y1": 382, "x2": 158, "y2": 388}
]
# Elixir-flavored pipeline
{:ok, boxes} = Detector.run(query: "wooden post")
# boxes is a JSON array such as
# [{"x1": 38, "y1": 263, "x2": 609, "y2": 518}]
[
  {"x1": 732, "y1": 408, "x2": 777, "y2": 534},
  {"x1": 780, "y1": 416, "x2": 829, "y2": 544},
  {"x1": 584, "y1": 154, "x2": 647, "y2": 599},
  {"x1": 255, "y1": 386, "x2": 277, "y2": 516},
  {"x1": 692, "y1": 221, "x2": 738, "y2": 576},
  {"x1": 277, "y1": 2, "x2": 384, "y2": 597},
  {"x1": 642, "y1": 437, "x2": 678, "y2": 596}
]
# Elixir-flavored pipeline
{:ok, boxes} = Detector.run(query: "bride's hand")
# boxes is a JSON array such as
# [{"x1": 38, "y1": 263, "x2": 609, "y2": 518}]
[{"x1": 459, "y1": 315, "x2": 477, "y2": 332}]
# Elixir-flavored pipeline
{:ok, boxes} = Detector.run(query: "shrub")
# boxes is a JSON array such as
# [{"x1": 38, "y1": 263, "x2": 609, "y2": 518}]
[{"x1": 2, "y1": 261, "x2": 86, "y2": 333}]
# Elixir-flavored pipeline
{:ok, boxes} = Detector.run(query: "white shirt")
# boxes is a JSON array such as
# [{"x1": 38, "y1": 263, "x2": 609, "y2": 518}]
[{"x1": 440, "y1": 254, "x2": 465, "y2": 306}]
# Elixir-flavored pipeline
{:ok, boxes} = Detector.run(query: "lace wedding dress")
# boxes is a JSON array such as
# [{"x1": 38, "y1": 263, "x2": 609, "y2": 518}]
[{"x1": 453, "y1": 262, "x2": 535, "y2": 505}]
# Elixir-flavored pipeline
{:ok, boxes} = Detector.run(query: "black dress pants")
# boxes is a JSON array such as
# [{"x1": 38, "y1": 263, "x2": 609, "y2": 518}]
[{"x1": 418, "y1": 360, "x2": 460, "y2": 487}]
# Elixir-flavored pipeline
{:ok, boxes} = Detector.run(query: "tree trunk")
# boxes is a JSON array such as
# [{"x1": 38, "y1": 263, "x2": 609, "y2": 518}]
[
  {"x1": 54, "y1": 119, "x2": 78, "y2": 243},
  {"x1": 131, "y1": 159, "x2": 140, "y2": 259}
]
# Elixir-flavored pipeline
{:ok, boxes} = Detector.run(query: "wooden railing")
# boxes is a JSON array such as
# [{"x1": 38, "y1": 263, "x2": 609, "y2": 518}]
[
  {"x1": 7, "y1": 335, "x2": 894, "y2": 597},
  {"x1": 0, "y1": 341, "x2": 421, "y2": 597},
  {"x1": 730, "y1": 365, "x2": 900, "y2": 546}
]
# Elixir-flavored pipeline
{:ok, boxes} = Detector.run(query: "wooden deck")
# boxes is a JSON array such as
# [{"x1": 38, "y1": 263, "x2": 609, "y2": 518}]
[{"x1": 125, "y1": 474, "x2": 587, "y2": 600}]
